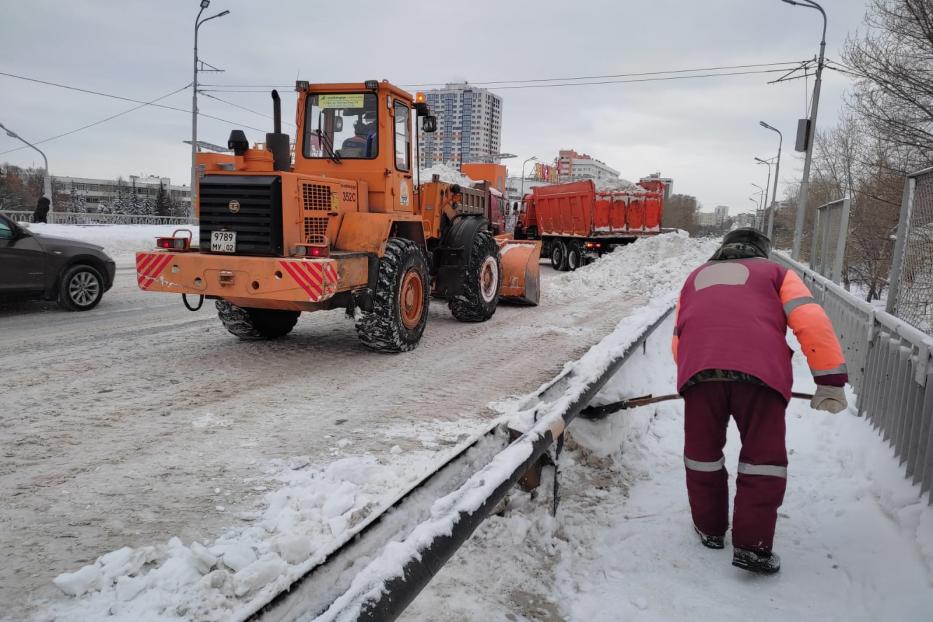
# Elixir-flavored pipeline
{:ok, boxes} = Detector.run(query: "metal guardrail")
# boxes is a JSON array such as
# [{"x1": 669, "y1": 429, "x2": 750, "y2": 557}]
[
  {"x1": 775, "y1": 251, "x2": 933, "y2": 502},
  {"x1": 1, "y1": 210, "x2": 196, "y2": 226},
  {"x1": 887, "y1": 166, "x2": 933, "y2": 334}
]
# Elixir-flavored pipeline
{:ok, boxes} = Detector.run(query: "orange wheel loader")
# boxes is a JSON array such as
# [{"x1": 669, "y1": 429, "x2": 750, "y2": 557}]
[{"x1": 136, "y1": 80, "x2": 541, "y2": 352}]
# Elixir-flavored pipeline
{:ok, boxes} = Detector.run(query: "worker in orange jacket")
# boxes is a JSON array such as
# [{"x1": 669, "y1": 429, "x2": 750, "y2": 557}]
[{"x1": 672, "y1": 228, "x2": 847, "y2": 574}]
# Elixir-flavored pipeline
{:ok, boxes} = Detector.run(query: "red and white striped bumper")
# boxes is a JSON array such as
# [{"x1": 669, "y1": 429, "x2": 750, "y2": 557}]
[{"x1": 135, "y1": 252, "x2": 340, "y2": 303}]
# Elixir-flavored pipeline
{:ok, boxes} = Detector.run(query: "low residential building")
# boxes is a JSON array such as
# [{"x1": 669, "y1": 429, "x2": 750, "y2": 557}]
[
  {"x1": 53, "y1": 175, "x2": 191, "y2": 212},
  {"x1": 556, "y1": 149, "x2": 620, "y2": 184}
]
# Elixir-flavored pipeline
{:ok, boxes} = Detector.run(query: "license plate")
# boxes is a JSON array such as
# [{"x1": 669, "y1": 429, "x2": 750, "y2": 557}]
[{"x1": 211, "y1": 231, "x2": 236, "y2": 253}]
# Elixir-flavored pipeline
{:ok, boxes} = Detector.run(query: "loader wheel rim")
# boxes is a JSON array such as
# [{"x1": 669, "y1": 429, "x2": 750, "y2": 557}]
[
  {"x1": 480, "y1": 256, "x2": 499, "y2": 303},
  {"x1": 400, "y1": 269, "x2": 425, "y2": 329}
]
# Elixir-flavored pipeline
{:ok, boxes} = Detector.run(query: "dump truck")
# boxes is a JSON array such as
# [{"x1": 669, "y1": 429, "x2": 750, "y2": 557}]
[
  {"x1": 136, "y1": 80, "x2": 540, "y2": 352},
  {"x1": 514, "y1": 178, "x2": 665, "y2": 271}
]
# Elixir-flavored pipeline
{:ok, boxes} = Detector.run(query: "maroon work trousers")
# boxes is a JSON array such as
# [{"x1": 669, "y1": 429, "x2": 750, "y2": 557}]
[{"x1": 682, "y1": 381, "x2": 788, "y2": 552}]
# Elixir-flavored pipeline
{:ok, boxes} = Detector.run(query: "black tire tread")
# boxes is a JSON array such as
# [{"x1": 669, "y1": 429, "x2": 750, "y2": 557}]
[
  {"x1": 216, "y1": 300, "x2": 299, "y2": 340},
  {"x1": 355, "y1": 238, "x2": 429, "y2": 353},
  {"x1": 449, "y1": 230, "x2": 501, "y2": 323},
  {"x1": 58, "y1": 264, "x2": 104, "y2": 311}
]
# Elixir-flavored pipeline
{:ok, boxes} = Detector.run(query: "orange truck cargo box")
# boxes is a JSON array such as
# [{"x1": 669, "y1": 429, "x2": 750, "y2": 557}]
[{"x1": 530, "y1": 179, "x2": 663, "y2": 238}]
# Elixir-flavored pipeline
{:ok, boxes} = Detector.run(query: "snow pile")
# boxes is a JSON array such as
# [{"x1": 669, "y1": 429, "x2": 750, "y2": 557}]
[
  {"x1": 22, "y1": 223, "x2": 198, "y2": 266},
  {"x1": 45, "y1": 455, "x2": 428, "y2": 621},
  {"x1": 595, "y1": 177, "x2": 644, "y2": 193},
  {"x1": 546, "y1": 231, "x2": 719, "y2": 304},
  {"x1": 418, "y1": 163, "x2": 476, "y2": 187}
]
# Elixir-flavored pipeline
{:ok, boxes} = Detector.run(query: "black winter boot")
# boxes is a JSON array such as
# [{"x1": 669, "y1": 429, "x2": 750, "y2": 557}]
[
  {"x1": 732, "y1": 547, "x2": 781, "y2": 574},
  {"x1": 694, "y1": 525, "x2": 725, "y2": 549}
]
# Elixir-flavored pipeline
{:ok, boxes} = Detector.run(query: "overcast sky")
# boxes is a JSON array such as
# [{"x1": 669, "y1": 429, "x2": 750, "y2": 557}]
[{"x1": 1, "y1": 0, "x2": 869, "y2": 214}]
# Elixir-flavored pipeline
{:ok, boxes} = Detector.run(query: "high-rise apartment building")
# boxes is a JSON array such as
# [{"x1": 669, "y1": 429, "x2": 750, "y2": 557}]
[{"x1": 419, "y1": 83, "x2": 502, "y2": 167}]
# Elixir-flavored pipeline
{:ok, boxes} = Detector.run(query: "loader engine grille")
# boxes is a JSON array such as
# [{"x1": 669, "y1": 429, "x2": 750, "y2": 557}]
[
  {"x1": 199, "y1": 175, "x2": 283, "y2": 255},
  {"x1": 302, "y1": 183, "x2": 332, "y2": 211},
  {"x1": 303, "y1": 217, "x2": 329, "y2": 245}
]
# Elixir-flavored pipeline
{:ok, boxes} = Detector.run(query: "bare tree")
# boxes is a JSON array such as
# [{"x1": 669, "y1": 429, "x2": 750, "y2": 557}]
[{"x1": 844, "y1": 0, "x2": 933, "y2": 166}]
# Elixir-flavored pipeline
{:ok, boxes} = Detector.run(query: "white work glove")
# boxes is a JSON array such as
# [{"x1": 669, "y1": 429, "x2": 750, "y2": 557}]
[{"x1": 810, "y1": 385, "x2": 847, "y2": 414}]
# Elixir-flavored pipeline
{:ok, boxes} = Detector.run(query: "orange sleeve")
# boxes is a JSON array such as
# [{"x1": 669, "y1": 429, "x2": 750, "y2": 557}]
[{"x1": 779, "y1": 270, "x2": 846, "y2": 376}]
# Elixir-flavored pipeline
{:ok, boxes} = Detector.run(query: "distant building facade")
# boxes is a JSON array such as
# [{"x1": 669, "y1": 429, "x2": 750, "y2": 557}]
[
  {"x1": 714, "y1": 205, "x2": 729, "y2": 225},
  {"x1": 419, "y1": 83, "x2": 503, "y2": 167},
  {"x1": 556, "y1": 149, "x2": 619, "y2": 183},
  {"x1": 54, "y1": 175, "x2": 191, "y2": 211}
]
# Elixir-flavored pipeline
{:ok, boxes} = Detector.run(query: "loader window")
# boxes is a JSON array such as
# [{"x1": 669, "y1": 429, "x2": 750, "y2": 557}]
[
  {"x1": 394, "y1": 100, "x2": 410, "y2": 172},
  {"x1": 303, "y1": 93, "x2": 378, "y2": 160}
]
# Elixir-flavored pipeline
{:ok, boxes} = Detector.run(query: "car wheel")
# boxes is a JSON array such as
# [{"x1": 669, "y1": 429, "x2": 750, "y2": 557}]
[{"x1": 58, "y1": 264, "x2": 104, "y2": 311}]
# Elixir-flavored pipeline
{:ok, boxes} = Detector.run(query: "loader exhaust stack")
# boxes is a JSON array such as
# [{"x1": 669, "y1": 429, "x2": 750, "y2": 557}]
[{"x1": 266, "y1": 89, "x2": 290, "y2": 172}]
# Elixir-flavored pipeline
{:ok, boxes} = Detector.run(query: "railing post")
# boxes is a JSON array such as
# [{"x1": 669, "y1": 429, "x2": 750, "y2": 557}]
[{"x1": 887, "y1": 176, "x2": 915, "y2": 315}]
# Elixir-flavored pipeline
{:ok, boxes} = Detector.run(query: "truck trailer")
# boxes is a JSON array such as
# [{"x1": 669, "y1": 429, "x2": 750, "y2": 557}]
[{"x1": 514, "y1": 178, "x2": 665, "y2": 271}]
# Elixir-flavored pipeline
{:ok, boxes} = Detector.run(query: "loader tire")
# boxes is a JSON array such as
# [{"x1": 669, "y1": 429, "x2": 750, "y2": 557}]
[
  {"x1": 216, "y1": 300, "x2": 299, "y2": 340},
  {"x1": 449, "y1": 230, "x2": 501, "y2": 323},
  {"x1": 355, "y1": 238, "x2": 429, "y2": 353}
]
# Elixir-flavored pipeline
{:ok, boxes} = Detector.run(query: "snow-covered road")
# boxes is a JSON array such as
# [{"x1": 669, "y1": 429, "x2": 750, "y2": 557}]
[{"x1": 3, "y1": 230, "x2": 714, "y2": 619}]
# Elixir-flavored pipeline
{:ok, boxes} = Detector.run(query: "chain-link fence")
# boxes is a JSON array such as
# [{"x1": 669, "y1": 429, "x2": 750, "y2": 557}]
[
  {"x1": 888, "y1": 167, "x2": 933, "y2": 335},
  {"x1": 809, "y1": 197, "x2": 850, "y2": 284}
]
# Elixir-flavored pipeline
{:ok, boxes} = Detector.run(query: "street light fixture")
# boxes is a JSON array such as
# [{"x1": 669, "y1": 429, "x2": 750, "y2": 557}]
[
  {"x1": 759, "y1": 121, "x2": 783, "y2": 239},
  {"x1": 191, "y1": 1, "x2": 230, "y2": 214},
  {"x1": 0, "y1": 121, "x2": 52, "y2": 214},
  {"x1": 755, "y1": 156, "x2": 773, "y2": 236},
  {"x1": 781, "y1": 0, "x2": 827, "y2": 259},
  {"x1": 520, "y1": 156, "x2": 538, "y2": 203}
]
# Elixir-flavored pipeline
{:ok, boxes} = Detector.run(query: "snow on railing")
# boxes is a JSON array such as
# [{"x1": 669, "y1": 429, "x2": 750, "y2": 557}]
[
  {"x1": 775, "y1": 251, "x2": 933, "y2": 503},
  {"x1": 1, "y1": 210, "x2": 196, "y2": 226}
]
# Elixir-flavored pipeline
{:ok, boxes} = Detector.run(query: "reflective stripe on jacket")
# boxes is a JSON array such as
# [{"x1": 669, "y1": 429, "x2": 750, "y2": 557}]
[{"x1": 672, "y1": 258, "x2": 847, "y2": 400}]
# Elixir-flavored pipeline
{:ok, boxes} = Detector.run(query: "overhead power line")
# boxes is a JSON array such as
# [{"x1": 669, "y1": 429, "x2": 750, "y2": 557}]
[
  {"x1": 197, "y1": 60, "x2": 808, "y2": 92},
  {"x1": 199, "y1": 91, "x2": 295, "y2": 127},
  {"x1": 0, "y1": 83, "x2": 191, "y2": 156},
  {"x1": 0, "y1": 71, "x2": 268, "y2": 134}
]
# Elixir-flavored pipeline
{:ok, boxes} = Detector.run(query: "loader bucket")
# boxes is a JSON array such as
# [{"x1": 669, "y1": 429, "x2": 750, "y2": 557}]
[{"x1": 496, "y1": 236, "x2": 542, "y2": 305}]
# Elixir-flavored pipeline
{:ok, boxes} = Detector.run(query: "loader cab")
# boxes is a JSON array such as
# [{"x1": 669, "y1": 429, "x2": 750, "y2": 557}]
[{"x1": 295, "y1": 80, "x2": 415, "y2": 214}]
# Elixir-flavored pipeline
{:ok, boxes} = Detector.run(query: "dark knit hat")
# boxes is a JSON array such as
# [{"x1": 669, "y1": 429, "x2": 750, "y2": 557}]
[{"x1": 720, "y1": 227, "x2": 771, "y2": 258}]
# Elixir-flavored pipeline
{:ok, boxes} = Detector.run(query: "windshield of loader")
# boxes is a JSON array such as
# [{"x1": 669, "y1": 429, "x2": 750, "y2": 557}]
[{"x1": 303, "y1": 93, "x2": 379, "y2": 160}]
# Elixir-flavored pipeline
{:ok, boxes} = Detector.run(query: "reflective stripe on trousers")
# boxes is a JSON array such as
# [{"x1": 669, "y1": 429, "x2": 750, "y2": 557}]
[
  {"x1": 684, "y1": 456, "x2": 725, "y2": 472},
  {"x1": 737, "y1": 462, "x2": 787, "y2": 478}
]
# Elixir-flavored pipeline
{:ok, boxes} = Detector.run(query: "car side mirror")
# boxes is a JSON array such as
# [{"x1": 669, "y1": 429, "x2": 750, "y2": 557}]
[
  {"x1": 334, "y1": 117, "x2": 344, "y2": 133},
  {"x1": 422, "y1": 115, "x2": 437, "y2": 133}
]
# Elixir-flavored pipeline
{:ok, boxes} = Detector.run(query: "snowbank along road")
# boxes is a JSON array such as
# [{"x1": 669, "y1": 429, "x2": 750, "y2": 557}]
[{"x1": 2, "y1": 227, "x2": 714, "y2": 619}]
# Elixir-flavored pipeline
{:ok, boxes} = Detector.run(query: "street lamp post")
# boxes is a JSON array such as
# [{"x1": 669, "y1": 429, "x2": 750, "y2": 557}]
[
  {"x1": 191, "y1": 0, "x2": 230, "y2": 215},
  {"x1": 759, "y1": 121, "x2": 783, "y2": 239},
  {"x1": 752, "y1": 184, "x2": 767, "y2": 230},
  {"x1": 0, "y1": 122, "x2": 52, "y2": 215},
  {"x1": 755, "y1": 156, "x2": 773, "y2": 234},
  {"x1": 520, "y1": 156, "x2": 538, "y2": 203},
  {"x1": 782, "y1": 0, "x2": 827, "y2": 259}
]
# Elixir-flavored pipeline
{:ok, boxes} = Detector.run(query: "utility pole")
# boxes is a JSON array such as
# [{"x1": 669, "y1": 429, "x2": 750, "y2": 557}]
[
  {"x1": 782, "y1": 0, "x2": 827, "y2": 259},
  {"x1": 191, "y1": 1, "x2": 229, "y2": 216}
]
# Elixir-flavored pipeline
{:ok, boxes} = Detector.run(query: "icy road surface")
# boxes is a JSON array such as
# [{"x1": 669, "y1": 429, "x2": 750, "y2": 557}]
[{"x1": 1, "y1": 232, "x2": 714, "y2": 618}]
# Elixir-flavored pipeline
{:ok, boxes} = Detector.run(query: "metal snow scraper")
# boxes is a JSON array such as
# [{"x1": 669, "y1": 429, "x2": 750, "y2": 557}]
[{"x1": 580, "y1": 391, "x2": 815, "y2": 420}]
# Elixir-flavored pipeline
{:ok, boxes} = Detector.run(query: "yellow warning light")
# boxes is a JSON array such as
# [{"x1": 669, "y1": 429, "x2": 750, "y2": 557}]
[{"x1": 415, "y1": 92, "x2": 426, "y2": 104}]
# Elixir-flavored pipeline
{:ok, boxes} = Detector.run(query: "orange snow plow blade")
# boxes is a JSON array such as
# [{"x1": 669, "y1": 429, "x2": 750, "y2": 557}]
[{"x1": 496, "y1": 237, "x2": 541, "y2": 305}]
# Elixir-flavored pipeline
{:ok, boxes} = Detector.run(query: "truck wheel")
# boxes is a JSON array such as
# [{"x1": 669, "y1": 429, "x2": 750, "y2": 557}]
[
  {"x1": 449, "y1": 230, "x2": 500, "y2": 323},
  {"x1": 216, "y1": 300, "x2": 300, "y2": 340},
  {"x1": 567, "y1": 245, "x2": 582, "y2": 271},
  {"x1": 550, "y1": 240, "x2": 568, "y2": 271},
  {"x1": 58, "y1": 264, "x2": 104, "y2": 311},
  {"x1": 355, "y1": 238, "x2": 429, "y2": 352}
]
